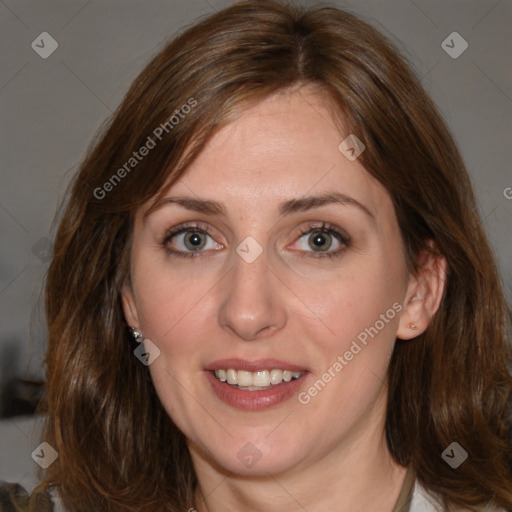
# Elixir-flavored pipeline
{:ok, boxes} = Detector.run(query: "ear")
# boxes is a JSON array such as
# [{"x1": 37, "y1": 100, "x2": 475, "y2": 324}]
[
  {"x1": 396, "y1": 240, "x2": 447, "y2": 340},
  {"x1": 121, "y1": 282, "x2": 140, "y2": 330}
]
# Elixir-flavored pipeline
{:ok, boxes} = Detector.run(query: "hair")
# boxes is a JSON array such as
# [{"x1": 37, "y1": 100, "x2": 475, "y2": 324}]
[{"x1": 39, "y1": 1, "x2": 512, "y2": 511}]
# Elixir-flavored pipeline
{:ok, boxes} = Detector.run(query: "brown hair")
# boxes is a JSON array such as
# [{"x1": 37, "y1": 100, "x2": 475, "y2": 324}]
[{"x1": 40, "y1": 1, "x2": 512, "y2": 510}]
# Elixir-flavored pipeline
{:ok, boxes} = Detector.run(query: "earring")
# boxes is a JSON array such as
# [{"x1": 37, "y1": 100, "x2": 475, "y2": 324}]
[
  {"x1": 408, "y1": 322, "x2": 418, "y2": 330},
  {"x1": 130, "y1": 327, "x2": 144, "y2": 342}
]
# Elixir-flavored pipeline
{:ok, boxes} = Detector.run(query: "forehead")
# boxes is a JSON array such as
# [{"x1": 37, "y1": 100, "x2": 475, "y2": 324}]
[{"x1": 145, "y1": 85, "x2": 394, "y2": 223}]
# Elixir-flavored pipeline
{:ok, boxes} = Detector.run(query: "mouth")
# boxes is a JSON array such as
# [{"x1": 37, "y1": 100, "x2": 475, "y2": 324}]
[
  {"x1": 212, "y1": 368, "x2": 305, "y2": 390},
  {"x1": 205, "y1": 359, "x2": 309, "y2": 410}
]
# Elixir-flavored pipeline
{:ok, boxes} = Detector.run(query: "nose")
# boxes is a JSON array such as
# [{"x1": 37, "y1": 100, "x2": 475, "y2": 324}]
[{"x1": 218, "y1": 246, "x2": 287, "y2": 341}]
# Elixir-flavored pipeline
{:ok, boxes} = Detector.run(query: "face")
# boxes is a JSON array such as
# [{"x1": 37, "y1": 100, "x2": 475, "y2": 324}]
[{"x1": 122, "y1": 85, "x2": 413, "y2": 477}]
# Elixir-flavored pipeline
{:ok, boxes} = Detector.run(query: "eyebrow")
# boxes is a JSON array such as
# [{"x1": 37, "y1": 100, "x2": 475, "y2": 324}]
[{"x1": 143, "y1": 192, "x2": 375, "y2": 222}]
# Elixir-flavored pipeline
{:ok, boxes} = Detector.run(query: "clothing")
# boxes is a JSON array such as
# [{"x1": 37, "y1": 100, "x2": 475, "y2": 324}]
[
  {"x1": 0, "y1": 483, "x2": 64, "y2": 512},
  {"x1": 393, "y1": 465, "x2": 416, "y2": 511},
  {"x1": 391, "y1": 468, "x2": 507, "y2": 512},
  {"x1": 0, "y1": 482, "x2": 53, "y2": 512},
  {"x1": 0, "y1": 477, "x2": 507, "y2": 511}
]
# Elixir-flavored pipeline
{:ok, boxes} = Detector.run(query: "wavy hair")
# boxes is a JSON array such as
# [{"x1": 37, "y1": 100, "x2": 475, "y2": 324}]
[{"x1": 40, "y1": 1, "x2": 512, "y2": 510}]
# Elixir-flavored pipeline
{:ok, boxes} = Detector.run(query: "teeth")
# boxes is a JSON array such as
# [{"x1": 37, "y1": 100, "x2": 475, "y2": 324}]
[
  {"x1": 237, "y1": 370, "x2": 252, "y2": 387},
  {"x1": 253, "y1": 370, "x2": 269, "y2": 386},
  {"x1": 227, "y1": 369, "x2": 238, "y2": 385},
  {"x1": 213, "y1": 368, "x2": 305, "y2": 388},
  {"x1": 269, "y1": 369, "x2": 283, "y2": 384}
]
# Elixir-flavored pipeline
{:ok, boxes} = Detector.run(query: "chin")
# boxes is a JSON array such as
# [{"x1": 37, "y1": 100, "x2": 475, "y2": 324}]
[{"x1": 189, "y1": 429, "x2": 310, "y2": 477}]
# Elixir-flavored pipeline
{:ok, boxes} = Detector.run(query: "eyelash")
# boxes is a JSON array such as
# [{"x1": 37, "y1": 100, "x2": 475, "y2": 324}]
[{"x1": 160, "y1": 221, "x2": 351, "y2": 260}]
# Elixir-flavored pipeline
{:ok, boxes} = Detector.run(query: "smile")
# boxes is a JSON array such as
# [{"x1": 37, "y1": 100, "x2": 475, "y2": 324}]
[{"x1": 213, "y1": 369, "x2": 305, "y2": 389}]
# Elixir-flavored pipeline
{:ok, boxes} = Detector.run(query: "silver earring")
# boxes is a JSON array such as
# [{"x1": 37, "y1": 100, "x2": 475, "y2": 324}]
[{"x1": 130, "y1": 327, "x2": 144, "y2": 342}]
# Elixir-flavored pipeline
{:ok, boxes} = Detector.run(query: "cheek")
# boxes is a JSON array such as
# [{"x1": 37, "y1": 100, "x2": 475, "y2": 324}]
[
  {"x1": 130, "y1": 246, "x2": 219, "y2": 342},
  {"x1": 295, "y1": 267, "x2": 402, "y2": 422},
  {"x1": 293, "y1": 249, "x2": 404, "y2": 352}
]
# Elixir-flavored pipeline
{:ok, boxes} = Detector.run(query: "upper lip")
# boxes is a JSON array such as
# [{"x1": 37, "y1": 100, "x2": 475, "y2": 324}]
[{"x1": 205, "y1": 358, "x2": 308, "y2": 372}]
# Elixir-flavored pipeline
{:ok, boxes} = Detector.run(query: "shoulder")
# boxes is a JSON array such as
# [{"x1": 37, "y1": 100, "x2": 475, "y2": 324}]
[
  {"x1": 0, "y1": 481, "x2": 66, "y2": 512},
  {"x1": 410, "y1": 480, "x2": 508, "y2": 512}
]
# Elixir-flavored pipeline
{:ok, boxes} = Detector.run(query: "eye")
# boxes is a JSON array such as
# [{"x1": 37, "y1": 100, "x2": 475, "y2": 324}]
[
  {"x1": 160, "y1": 221, "x2": 350, "y2": 260},
  {"x1": 292, "y1": 222, "x2": 350, "y2": 259},
  {"x1": 160, "y1": 223, "x2": 223, "y2": 258}
]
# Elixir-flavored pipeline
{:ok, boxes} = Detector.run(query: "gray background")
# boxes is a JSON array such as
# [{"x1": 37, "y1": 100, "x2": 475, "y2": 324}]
[{"x1": 1, "y1": 0, "x2": 511, "y2": 395}]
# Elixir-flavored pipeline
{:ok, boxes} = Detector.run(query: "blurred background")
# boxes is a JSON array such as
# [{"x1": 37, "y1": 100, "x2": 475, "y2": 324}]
[{"x1": 1, "y1": 0, "x2": 511, "y2": 491}]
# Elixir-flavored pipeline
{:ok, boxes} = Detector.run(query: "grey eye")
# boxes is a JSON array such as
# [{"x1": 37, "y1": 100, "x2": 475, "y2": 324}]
[
  {"x1": 308, "y1": 231, "x2": 334, "y2": 252},
  {"x1": 183, "y1": 231, "x2": 208, "y2": 251}
]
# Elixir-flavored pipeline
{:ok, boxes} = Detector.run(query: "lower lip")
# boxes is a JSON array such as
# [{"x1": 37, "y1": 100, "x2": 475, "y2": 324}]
[{"x1": 205, "y1": 371, "x2": 308, "y2": 411}]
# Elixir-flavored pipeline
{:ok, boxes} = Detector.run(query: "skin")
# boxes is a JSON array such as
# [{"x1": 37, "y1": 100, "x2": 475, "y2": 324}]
[{"x1": 122, "y1": 84, "x2": 446, "y2": 512}]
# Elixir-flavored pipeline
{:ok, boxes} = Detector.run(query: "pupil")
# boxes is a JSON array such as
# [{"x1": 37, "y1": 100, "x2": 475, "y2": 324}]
[
  {"x1": 186, "y1": 232, "x2": 205, "y2": 250},
  {"x1": 310, "y1": 231, "x2": 330, "y2": 251}
]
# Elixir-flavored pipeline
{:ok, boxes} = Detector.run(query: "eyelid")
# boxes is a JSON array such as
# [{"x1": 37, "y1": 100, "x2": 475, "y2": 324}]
[{"x1": 161, "y1": 221, "x2": 219, "y2": 243}]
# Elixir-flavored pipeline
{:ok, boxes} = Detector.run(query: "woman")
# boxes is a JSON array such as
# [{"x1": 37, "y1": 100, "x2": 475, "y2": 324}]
[{"x1": 3, "y1": 1, "x2": 510, "y2": 511}]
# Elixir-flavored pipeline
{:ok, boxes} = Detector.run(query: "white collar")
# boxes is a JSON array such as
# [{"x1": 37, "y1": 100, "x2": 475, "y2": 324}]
[{"x1": 409, "y1": 481, "x2": 506, "y2": 512}]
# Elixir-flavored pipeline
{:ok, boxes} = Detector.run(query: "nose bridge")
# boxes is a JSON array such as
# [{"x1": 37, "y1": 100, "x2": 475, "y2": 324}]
[
  {"x1": 232, "y1": 240, "x2": 269, "y2": 295},
  {"x1": 218, "y1": 239, "x2": 286, "y2": 340}
]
